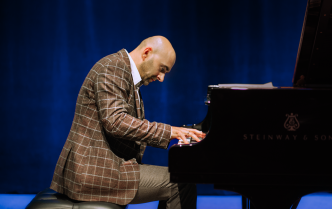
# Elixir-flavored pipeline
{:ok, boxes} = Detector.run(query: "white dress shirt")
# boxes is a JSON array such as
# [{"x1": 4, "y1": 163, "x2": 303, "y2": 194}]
[
  {"x1": 125, "y1": 49, "x2": 142, "y2": 106},
  {"x1": 125, "y1": 49, "x2": 142, "y2": 87}
]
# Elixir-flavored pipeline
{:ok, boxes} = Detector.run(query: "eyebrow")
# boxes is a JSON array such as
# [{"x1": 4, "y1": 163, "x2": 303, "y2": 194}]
[{"x1": 162, "y1": 64, "x2": 170, "y2": 72}]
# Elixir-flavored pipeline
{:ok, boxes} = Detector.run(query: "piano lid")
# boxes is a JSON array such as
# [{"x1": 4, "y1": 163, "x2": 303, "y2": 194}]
[{"x1": 293, "y1": 0, "x2": 332, "y2": 88}]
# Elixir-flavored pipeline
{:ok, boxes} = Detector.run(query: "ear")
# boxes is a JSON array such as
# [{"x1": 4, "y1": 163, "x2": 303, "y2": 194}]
[{"x1": 142, "y1": 47, "x2": 152, "y2": 61}]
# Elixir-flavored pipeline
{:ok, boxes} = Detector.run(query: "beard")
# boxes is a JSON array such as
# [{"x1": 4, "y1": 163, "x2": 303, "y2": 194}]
[{"x1": 139, "y1": 58, "x2": 154, "y2": 86}]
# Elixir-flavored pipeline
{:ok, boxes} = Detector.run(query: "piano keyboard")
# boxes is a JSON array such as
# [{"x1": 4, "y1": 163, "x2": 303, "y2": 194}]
[{"x1": 178, "y1": 137, "x2": 202, "y2": 144}]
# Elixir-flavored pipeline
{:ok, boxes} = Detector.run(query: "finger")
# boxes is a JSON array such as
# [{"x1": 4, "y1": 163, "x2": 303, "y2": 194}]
[
  {"x1": 197, "y1": 131, "x2": 206, "y2": 137},
  {"x1": 183, "y1": 130, "x2": 191, "y2": 138},
  {"x1": 179, "y1": 132, "x2": 189, "y2": 144},
  {"x1": 192, "y1": 131, "x2": 206, "y2": 137},
  {"x1": 200, "y1": 133, "x2": 206, "y2": 138},
  {"x1": 182, "y1": 128, "x2": 197, "y2": 135},
  {"x1": 187, "y1": 129, "x2": 205, "y2": 137},
  {"x1": 189, "y1": 132, "x2": 201, "y2": 142}
]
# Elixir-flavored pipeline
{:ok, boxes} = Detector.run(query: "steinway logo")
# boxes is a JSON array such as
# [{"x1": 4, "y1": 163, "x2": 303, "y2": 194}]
[
  {"x1": 243, "y1": 134, "x2": 332, "y2": 141},
  {"x1": 242, "y1": 113, "x2": 332, "y2": 141},
  {"x1": 284, "y1": 113, "x2": 300, "y2": 131}
]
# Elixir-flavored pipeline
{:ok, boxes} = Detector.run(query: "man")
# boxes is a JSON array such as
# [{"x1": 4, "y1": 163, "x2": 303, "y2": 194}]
[{"x1": 50, "y1": 36, "x2": 205, "y2": 209}]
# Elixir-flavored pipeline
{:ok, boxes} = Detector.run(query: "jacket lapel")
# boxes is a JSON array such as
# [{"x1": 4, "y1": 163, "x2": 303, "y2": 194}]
[
  {"x1": 139, "y1": 90, "x2": 145, "y2": 119},
  {"x1": 134, "y1": 88, "x2": 142, "y2": 119},
  {"x1": 119, "y1": 49, "x2": 143, "y2": 119}
]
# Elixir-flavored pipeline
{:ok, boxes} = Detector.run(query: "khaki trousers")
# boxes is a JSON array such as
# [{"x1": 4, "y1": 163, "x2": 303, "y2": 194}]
[{"x1": 130, "y1": 164, "x2": 197, "y2": 209}]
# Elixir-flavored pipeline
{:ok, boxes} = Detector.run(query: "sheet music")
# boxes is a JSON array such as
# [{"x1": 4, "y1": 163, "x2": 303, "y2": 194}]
[{"x1": 218, "y1": 82, "x2": 277, "y2": 89}]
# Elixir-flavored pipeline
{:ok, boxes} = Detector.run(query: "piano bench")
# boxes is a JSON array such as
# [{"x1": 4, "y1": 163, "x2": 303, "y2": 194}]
[{"x1": 25, "y1": 188, "x2": 127, "y2": 209}]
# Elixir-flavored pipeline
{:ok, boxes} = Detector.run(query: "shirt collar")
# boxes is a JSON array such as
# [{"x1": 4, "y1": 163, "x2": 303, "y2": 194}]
[{"x1": 125, "y1": 49, "x2": 142, "y2": 88}]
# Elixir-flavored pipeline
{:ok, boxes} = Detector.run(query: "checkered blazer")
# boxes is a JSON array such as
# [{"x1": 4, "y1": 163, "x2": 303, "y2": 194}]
[{"x1": 50, "y1": 49, "x2": 172, "y2": 205}]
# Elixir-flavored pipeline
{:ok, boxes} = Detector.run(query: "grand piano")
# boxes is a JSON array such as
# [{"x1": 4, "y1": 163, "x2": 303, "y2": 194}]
[{"x1": 168, "y1": 0, "x2": 332, "y2": 209}]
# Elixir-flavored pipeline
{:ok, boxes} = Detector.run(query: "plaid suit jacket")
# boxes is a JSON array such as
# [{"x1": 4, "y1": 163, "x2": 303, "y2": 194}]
[{"x1": 50, "y1": 49, "x2": 172, "y2": 205}]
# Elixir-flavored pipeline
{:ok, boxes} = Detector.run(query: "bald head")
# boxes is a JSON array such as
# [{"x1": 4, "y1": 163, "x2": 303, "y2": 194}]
[
  {"x1": 138, "y1": 36, "x2": 174, "y2": 54},
  {"x1": 129, "y1": 36, "x2": 176, "y2": 86}
]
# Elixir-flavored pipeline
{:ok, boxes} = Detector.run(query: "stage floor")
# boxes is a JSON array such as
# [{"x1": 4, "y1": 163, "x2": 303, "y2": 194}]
[{"x1": 0, "y1": 194, "x2": 331, "y2": 209}]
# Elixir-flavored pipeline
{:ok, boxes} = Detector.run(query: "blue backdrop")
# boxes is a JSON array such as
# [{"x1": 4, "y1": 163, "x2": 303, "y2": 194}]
[{"x1": 0, "y1": 0, "x2": 307, "y2": 194}]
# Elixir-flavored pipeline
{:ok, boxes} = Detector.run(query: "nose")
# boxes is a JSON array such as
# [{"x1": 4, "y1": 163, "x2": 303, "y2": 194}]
[{"x1": 157, "y1": 73, "x2": 165, "y2": 82}]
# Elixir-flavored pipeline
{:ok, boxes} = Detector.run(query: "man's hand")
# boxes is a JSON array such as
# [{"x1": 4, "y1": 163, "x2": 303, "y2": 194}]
[{"x1": 171, "y1": 126, "x2": 206, "y2": 144}]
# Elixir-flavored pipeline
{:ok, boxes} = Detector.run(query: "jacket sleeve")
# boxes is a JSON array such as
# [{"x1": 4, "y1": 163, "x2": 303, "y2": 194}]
[{"x1": 94, "y1": 63, "x2": 171, "y2": 149}]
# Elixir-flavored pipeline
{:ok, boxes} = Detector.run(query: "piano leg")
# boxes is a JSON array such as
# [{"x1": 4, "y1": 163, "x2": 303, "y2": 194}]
[
  {"x1": 241, "y1": 196, "x2": 251, "y2": 209},
  {"x1": 242, "y1": 197, "x2": 297, "y2": 209},
  {"x1": 241, "y1": 191, "x2": 299, "y2": 209},
  {"x1": 247, "y1": 190, "x2": 302, "y2": 209},
  {"x1": 215, "y1": 185, "x2": 312, "y2": 209},
  {"x1": 290, "y1": 198, "x2": 301, "y2": 209},
  {"x1": 242, "y1": 196, "x2": 301, "y2": 209}
]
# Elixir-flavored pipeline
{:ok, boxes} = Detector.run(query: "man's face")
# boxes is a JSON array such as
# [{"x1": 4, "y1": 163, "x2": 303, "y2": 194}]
[{"x1": 138, "y1": 50, "x2": 175, "y2": 86}]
